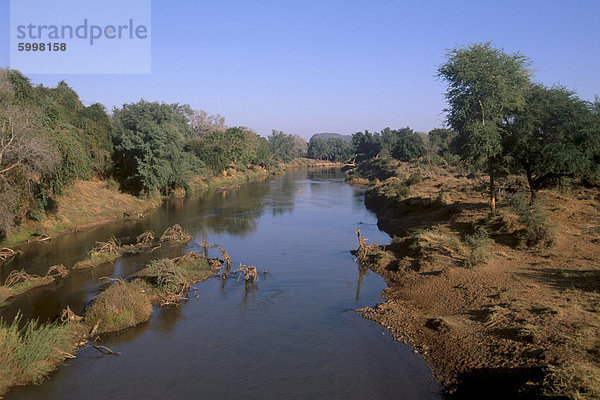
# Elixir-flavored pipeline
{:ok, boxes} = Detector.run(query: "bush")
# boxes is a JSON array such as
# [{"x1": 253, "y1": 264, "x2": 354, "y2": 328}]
[
  {"x1": 463, "y1": 227, "x2": 492, "y2": 268},
  {"x1": 405, "y1": 171, "x2": 422, "y2": 186},
  {"x1": 509, "y1": 194, "x2": 554, "y2": 248}
]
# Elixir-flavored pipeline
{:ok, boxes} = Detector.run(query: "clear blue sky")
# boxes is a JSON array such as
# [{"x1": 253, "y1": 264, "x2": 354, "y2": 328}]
[{"x1": 1, "y1": 0, "x2": 599, "y2": 138}]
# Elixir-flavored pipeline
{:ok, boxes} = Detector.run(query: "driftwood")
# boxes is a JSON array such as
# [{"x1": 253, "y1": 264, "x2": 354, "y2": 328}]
[
  {"x1": 0, "y1": 247, "x2": 21, "y2": 264},
  {"x1": 93, "y1": 345, "x2": 121, "y2": 356},
  {"x1": 60, "y1": 305, "x2": 83, "y2": 323},
  {"x1": 98, "y1": 277, "x2": 125, "y2": 285},
  {"x1": 45, "y1": 264, "x2": 68, "y2": 279},
  {"x1": 90, "y1": 237, "x2": 121, "y2": 256},
  {"x1": 354, "y1": 229, "x2": 377, "y2": 263},
  {"x1": 199, "y1": 239, "x2": 218, "y2": 258},
  {"x1": 3, "y1": 269, "x2": 41, "y2": 287},
  {"x1": 135, "y1": 230, "x2": 155, "y2": 246},
  {"x1": 89, "y1": 319, "x2": 102, "y2": 337},
  {"x1": 218, "y1": 247, "x2": 231, "y2": 269}
]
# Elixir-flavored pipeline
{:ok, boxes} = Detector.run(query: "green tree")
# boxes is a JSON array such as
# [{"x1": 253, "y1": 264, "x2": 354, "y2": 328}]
[
  {"x1": 438, "y1": 42, "x2": 532, "y2": 210},
  {"x1": 351, "y1": 130, "x2": 382, "y2": 161},
  {"x1": 268, "y1": 130, "x2": 296, "y2": 163},
  {"x1": 112, "y1": 100, "x2": 197, "y2": 194},
  {"x1": 390, "y1": 127, "x2": 424, "y2": 161},
  {"x1": 507, "y1": 84, "x2": 600, "y2": 200},
  {"x1": 307, "y1": 137, "x2": 329, "y2": 160},
  {"x1": 428, "y1": 128, "x2": 457, "y2": 156}
]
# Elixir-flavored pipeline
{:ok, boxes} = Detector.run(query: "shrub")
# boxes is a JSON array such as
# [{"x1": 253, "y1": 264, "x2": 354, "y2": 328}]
[
  {"x1": 509, "y1": 194, "x2": 554, "y2": 248},
  {"x1": 405, "y1": 171, "x2": 422, "y2": 186},
  {"x1": 463, "y1": 227, "x2": 492, "y2": 268}
]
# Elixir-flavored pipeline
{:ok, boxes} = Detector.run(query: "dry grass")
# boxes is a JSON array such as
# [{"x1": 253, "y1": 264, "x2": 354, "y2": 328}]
[
  {"x1": 545, "y1": 363, "x2": 600, "y2": 400},
  {"x1": 132, "y1": 251, "x2": 220, "y2": 306},
  {"x1": 84, "y1": 280, "x2": 152, "y2": 334},
  {"x1": 2, "y1": 179, "x2": 160, "y2": 247}
]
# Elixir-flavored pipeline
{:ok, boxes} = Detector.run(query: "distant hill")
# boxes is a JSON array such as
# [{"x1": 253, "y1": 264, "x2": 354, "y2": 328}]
[{"x1": 309, "y1": 133, "x2": 353, "y2": 142}]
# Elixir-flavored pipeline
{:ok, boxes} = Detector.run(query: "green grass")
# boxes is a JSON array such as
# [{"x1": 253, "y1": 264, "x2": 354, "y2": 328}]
[
  {"x1": 146, "y1": 255, "x2": 214, "y2": 292},
  {"x1": 73, "y1": 252, "x2": 120, "y2": 269},
  {"x1": 0, "y1": 313, "x2": 82, "y2": 395}
]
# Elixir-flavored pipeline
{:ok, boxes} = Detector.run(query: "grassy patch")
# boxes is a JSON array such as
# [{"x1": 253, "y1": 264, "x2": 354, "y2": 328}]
[
  {"x1": 73, "y1": 252, "x2": 120, "y2": 270},
  {"x1": 84, "y1": 280, "x2": 152, "y2": 335},
  {"x1": 0, "y1": 313, "x2": 83, "y2": 395},
  {"x1": 139, "y1": 252, "x2": 217, "y2": 305},
  {"x1": 545, "y1": 362, "x2": 600, "y2": 400},
  {"x1": 73, "y1": 237, "x2": 122, "y2": 270}
]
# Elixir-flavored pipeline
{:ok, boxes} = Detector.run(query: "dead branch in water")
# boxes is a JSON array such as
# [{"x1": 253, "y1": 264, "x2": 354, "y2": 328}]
[
  {"x1": 234, "y1": 264, "x2": 259, "y2": 284},
  {"x1": 159, "y1": 224, "x2": 192, "y2": 243},
  {"x1": 135, "y1": 230, "x2": 155, "y2": 246},
  {"x1": 45, "y1": 264, "x2": 68, "y2": 279},
  {"x1": 93, "y1": 345, "x2": 121, "y2": 356},
  {"x1": 218, "y1": 247, "x2": 232, "y2": 269},
  {"x1": 354, "y1": 229, "x2": 378, "y2": 263},
  {"x1": 90, "y1": 237, "x2": 121, "y2": 256},
  {"x1": 98, "y1": 277, "x2": 125, "y2": 285},
  {"x1": 89, "y1": 319, "x2": 102, "y2": 337},
  {"x1": 3, "y1": 269, "x2": 41, "y2": 287},
  {"x1": 0, "y1": 247, "x2": 21, "y2": 264},
  {"x1": 59, "y1": 305, "x2": 82, "y2": 323}
]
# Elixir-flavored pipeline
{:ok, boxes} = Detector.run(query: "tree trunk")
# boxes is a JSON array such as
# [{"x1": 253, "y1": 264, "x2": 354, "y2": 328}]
[
  {"x1": 525, "y1": 167, "x2": 537, "y2": 204},
  {"x1": 489, "y1": 161, "x2": 496, "y2": 211}
]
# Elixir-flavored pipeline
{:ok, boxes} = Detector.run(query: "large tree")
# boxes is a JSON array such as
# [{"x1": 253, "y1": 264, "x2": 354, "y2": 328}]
[
  {"x1": 390, "y1": 127, "x2": 425, "y2": 162},
  {"x1": 268, "y1": 130, "x2": 296, "y2": 163},
  {"x1": 507, "y1": 84, "x2": 600, "y2": 199},
  {"x1": 438, "y1": 42, "x2": 532, "y2": 210},
  {"x1": 112, "y1": 100, "x2": 197, "y2": 194}
]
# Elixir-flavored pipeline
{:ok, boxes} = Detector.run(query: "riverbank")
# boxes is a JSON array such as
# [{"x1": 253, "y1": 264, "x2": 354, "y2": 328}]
[
  {"x1": 1, "y1": 159, "x2": 341, "y2": 248},
  {"x1": 348, "y1": 158, "x2": 600, "y2": 399}
]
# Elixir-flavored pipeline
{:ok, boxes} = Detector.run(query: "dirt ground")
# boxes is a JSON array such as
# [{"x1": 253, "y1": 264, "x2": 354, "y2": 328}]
[{"x1": 350, "y1": 160, "x2": 600, "y2": 399}]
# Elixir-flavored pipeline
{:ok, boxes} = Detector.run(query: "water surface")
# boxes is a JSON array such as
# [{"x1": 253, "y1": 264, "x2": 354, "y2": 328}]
[{"x1": 5, "y1": 169, "x2": 442, "y2": 400}]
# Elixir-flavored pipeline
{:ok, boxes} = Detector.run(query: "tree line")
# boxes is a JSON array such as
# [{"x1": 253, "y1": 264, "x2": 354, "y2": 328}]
[
  {"x1": 0, "y1": 69, "x2": 308, "y2": 240},
  {"x1": 305, "y1": 42, "x2": 599, "y2": 209}
]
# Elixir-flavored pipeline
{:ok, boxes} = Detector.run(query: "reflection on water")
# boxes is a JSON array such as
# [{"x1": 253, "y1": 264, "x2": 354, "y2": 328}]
[{"x1": 5, "y1": 168, "x2": 442, "y2": 400}]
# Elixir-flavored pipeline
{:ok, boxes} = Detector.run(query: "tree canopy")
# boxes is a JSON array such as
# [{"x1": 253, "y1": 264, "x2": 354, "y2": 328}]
[{"x1": 438, "y1": 42, "x2": 532, "y2": 209}]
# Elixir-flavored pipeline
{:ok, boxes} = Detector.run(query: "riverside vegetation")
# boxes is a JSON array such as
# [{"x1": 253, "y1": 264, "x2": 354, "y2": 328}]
[
  {"x1": 0, "y1": 69, "x2": 320, "y2": 247},
  {"x1": 0, "y1": 224, "x2": 256, "y2": 396},
  {"x1": 348, "y1": 43, "x2": 599, "y2": 399}
]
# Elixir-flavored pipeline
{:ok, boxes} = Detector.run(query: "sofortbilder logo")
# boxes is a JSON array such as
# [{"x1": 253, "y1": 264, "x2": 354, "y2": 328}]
[{"x1": 10, "y1": 0, "x2": 151, "y2": 74}]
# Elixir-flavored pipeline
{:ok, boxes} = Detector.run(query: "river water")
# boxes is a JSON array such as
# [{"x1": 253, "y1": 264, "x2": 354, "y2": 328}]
[{"x1": 3, "y1": 168, "x2": 442, "y2": 399}]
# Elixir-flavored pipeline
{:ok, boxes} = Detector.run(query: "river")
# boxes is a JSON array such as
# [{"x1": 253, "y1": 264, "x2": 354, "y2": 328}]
[{"x1": 3, "y1": 168, "x2": 442, "y2": 399}]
